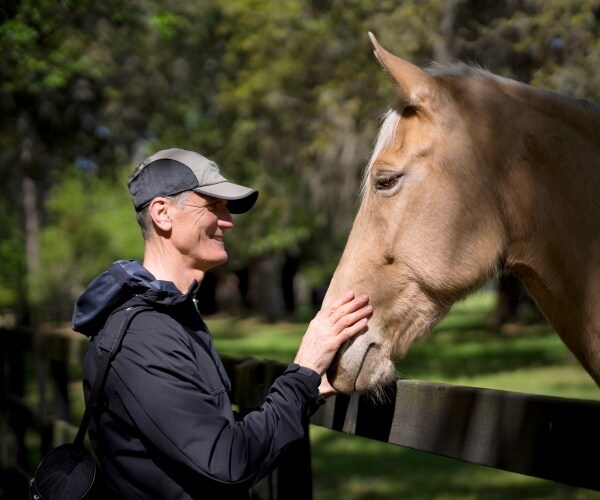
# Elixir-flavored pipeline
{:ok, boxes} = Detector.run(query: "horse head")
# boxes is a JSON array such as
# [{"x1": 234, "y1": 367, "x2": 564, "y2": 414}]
[{"x1": 325, "y1": 34, "x2": 600, "y2": 394}]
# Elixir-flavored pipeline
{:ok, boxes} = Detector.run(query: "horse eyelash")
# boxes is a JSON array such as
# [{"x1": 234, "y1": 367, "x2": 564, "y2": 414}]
[{"x1": 375, "y1": 172, "x2": 404, "y2": 191}]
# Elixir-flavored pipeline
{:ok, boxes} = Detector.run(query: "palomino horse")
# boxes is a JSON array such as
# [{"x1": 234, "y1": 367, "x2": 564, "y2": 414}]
[{"x1": 326, "y1": 33, "x2": 600, "y2": 395}]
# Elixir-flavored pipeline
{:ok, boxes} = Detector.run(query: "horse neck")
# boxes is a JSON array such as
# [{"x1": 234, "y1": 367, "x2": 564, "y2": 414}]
[{"x1": 499, "y1": 88, "x2": 600, "y2": 382}]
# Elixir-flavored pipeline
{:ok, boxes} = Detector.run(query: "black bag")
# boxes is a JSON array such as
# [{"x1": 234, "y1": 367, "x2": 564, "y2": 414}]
[
  {"x1": 30, "y1": 273, "x2": 152, "y2": 500},
  {"x1": 30, "y1": 444, "x2": 97, "y2": 500}
]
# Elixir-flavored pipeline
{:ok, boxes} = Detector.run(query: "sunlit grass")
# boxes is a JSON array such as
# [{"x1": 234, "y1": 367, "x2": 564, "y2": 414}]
[
  {"x1": 397, "y1": 291, "x2": 600, "y2": 401},
  {"x1": 209, "y1": 316, "x2": 305, "y2": 362}
]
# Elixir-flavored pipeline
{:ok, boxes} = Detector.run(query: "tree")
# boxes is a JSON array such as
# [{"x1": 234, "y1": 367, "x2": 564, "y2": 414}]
[
  {"x1": 0, "y1": 0, "x2": 146, "y2": 323},
  {"x1": 1, "y1": 0, "x2": 598, "y2": 323}
]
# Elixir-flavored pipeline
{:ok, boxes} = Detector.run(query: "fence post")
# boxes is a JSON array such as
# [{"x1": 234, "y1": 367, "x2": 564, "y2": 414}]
[
  {"x1": 0, "y1": 329, "x2": 33, "y2": 498},
  {"x1": 33, "y1": 330, "x2": 54, "y2": 455},
  {"x1": 4, "y1": 332, "x2": 29, "y2": 470}
]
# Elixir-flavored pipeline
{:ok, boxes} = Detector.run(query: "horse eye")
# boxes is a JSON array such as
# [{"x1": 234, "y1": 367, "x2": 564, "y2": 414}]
[{"x1": 375, "y1": 173, "x2": 402, "y2": 191}]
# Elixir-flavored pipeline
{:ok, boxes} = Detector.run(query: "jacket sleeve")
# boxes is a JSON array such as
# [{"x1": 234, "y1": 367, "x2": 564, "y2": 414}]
[{"x1": 105, "y1": 312, "x2": 321, "y2": 488}]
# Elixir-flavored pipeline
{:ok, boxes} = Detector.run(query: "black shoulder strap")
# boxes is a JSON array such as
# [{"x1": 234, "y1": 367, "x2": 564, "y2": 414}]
[{"x1": 74, "y1": 303, "x2": 152, "y2": 447}]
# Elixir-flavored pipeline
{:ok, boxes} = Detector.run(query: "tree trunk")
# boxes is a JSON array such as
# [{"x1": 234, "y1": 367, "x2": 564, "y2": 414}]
[
  {"x1": 248, "y1": 253, "x2": 287, "y2": 322},
  {"x1": 434, "y1": 0, "x2": 459, "y2": 63},
  {"x1": 20, "y1": 133, "x2": 39, "y2": 327}
]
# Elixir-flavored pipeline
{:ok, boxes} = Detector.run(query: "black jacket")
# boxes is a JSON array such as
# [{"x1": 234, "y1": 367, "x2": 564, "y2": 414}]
[{"x1": 72, "y1": 260, "x2": 321, "y2": 499}]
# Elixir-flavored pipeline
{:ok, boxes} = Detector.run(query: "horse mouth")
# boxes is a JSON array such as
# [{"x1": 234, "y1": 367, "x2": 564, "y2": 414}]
[
  {"x1": 328, "y1": 341, "x2": 393, "y2": 394},
  {"x1": 326, "y1": 349, "x2": 358, "y2": 395},
  {"x1": 354, "y1": 343, "x2": 380, "y2": 391}
]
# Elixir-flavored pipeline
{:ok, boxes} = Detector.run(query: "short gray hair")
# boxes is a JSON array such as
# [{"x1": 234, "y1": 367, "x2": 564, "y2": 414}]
[{"x1": 135, "y1": 191, "x2": 189, "y2": 241}]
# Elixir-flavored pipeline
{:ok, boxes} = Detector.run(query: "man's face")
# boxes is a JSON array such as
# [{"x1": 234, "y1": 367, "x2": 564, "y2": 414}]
[{"x1": 169, "y1": 191, "x2": 235, "y2": 271}]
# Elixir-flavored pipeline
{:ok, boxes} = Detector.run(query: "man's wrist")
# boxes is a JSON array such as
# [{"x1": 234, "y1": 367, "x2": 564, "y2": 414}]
[{"x1": 287, "y1": 363, "x2": 320, "y2": 378}]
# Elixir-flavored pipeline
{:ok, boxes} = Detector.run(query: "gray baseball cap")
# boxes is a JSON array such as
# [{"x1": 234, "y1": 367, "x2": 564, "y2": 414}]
[{"x1": 128, "y1": 148, "x2": 258, "y2": 213}]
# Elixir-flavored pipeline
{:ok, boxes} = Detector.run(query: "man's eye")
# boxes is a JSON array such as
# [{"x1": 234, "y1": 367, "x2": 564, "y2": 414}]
[{"x1": 206, "y1": 200, "x2": 228, "y2": 212}]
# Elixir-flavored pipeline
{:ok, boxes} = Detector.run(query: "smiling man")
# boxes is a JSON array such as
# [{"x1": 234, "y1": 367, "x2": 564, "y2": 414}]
[{"x1": 71, "y1": 148, "x2": 371, "y2": 499}]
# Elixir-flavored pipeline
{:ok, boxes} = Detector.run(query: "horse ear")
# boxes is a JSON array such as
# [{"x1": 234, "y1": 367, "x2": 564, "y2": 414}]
[{"x1": 368, "y1": 32, "x2": 434, "y2": 109}]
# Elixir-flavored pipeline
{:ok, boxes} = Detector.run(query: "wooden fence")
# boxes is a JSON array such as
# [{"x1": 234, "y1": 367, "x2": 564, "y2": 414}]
[{"x1": 1, "y1": 327, "x2": 600, "y2": 499}]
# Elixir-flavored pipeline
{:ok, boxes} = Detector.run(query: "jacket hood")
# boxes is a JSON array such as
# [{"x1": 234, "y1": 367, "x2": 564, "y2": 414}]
[{"x1": 72, "y1": 260, "x2": 196, "y2": 337}]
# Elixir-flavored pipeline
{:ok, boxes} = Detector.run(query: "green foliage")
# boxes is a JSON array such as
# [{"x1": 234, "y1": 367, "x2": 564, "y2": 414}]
[
  {"x1": 450, "y1": 0, "x2": 600, "y2": 100},
  {"x1": 0, "y1": 0, "x2": 134, "y2": 95},
  {"x1": 1, "y1": 0, "x2": 599, "y2": 321},
  {"x1": 0, "y1": 198, "x2": 25, "y2": 309},
  {"x1": 30, "y1": 166, "x2": 142, "y2": 320},
  {"x1": 148, "y1": 10, "x2": 189, "y2": 40}
]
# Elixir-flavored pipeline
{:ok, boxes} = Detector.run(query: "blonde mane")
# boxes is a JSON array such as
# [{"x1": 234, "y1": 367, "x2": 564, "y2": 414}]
[
  {"x1": 361, "y1": 109, "x2": 401, "y2": 198},
  {"x1": 430, "y1": 62, "x2": 600, "y2": 121}
]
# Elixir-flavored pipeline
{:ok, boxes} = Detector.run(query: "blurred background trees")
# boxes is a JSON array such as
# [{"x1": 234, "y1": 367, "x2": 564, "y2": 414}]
[{"x1": 1, "y1": 0, "x2": 599, "y2": 325}]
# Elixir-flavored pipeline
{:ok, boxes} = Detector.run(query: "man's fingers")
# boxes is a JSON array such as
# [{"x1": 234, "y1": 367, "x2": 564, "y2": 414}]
[
  {"x1": 336, "y1": 317, "x2": 368, "y2": 343},
  {"x1": 335, "y1": 304, "x2": 372, "y2": 334},
  {"x1": 349, "y1": 316, "x2": 369, "y2": 334},
  {"x1": 325, "y1": 290, "x2": 355, "y2": 315},
  {"x1": 330, "y1": 294, "x2": 369, "y2": 323}
]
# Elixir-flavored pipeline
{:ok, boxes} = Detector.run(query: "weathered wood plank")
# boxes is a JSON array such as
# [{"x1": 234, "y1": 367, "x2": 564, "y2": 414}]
[{"x1": 312, "y1": 379, "x2": 600, "y2": 491}]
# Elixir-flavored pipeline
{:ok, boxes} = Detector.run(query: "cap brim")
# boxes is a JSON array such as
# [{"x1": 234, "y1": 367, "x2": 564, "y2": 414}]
[{"x1": 193, "y1": 182, "x2": 259, "y2": 214}]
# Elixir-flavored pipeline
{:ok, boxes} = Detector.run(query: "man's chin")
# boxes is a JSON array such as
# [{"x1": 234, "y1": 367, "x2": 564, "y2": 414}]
[{"x1": 203, "y1": 253, "x2": 228, "y2": 271}]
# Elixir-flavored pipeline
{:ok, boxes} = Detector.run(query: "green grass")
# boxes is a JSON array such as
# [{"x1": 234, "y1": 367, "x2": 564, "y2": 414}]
[{"x1": 209, "y1": 290, "x2": 600, "y2": 500}]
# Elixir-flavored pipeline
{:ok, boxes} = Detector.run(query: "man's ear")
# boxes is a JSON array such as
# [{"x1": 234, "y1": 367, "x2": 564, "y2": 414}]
[{"x1": 148, "y1": 198, "x2": 173, "y2": 232}]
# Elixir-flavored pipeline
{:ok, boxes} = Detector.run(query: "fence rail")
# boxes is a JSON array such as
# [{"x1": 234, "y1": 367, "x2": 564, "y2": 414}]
[
  {"x1": 312, "y1": 380, "x2": 600, "y2": 491},
  {"x1": 1, "y1": 326, "x2": 599, "y2": 498}
]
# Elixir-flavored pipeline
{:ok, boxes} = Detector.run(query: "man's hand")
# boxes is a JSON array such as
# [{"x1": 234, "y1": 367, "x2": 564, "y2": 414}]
[{"x1": 294, "y1": 291, "x2": 371, "y2": 387}]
